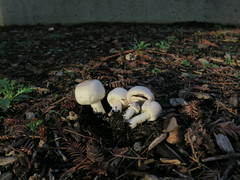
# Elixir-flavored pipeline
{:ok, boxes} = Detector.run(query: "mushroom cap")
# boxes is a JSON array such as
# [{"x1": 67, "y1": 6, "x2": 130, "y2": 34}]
[
  {"x1": 126, "y1": 86, "x2": 155, "y2": 104},
  {"x1": 75, "y1": 79, "x2": 105, "y2": 105},
  {"x1": 141, "y1": 100, "x2": 162, "y2": 121},
  {"x1": 107, "y1": 87, "x2": 128, "y2": 107}
]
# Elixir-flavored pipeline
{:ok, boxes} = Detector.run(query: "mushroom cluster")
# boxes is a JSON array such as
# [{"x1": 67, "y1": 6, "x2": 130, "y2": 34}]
[{"x1": 74, "y1": 80, "x2": 162, "y2": 129}]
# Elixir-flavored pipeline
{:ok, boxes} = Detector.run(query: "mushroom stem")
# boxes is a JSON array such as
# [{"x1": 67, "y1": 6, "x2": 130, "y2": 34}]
[
  {"x1": 108, "y1": 101, "x2": 122, "y2": 116},
  {"x1": 111, "y1": 100, "x2": 123, "y2": 112},
  {"x1": 91, "y1": 101, "x2": 106, "y2": 114},
  {"x1": 123, "y1": 108, "x2": 136, "y2": 120},
  {"x1": 123, "y1": 102, "x2": 141, "y2": 120},
  {"x1": 129, "y1": 113, "x2": 150, "y2": 129}
]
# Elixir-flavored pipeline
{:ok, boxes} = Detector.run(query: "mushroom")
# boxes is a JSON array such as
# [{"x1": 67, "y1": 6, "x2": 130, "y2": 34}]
[
  {"x1": 123, "y1": 86, "x2": 154, "y2": 120},
  {"x1": 107, "y1": 87, "x2": 128, "y2": 116},
  {"x1": 74, "y1": 79, "x2": 106, "y2": 114},
  {"x1": 128, "y1": 100, "x2": 162, "y2": 129}
]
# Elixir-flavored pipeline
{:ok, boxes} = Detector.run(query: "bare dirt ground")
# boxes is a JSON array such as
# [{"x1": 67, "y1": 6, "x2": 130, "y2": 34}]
[{"x1": 0, "y1": 23, "x2": 240, "y2": 180}]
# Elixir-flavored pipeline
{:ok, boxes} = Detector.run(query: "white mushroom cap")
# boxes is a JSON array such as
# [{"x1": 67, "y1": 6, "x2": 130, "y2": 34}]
[
  {"x1": 107, "y1": 87, "x2": 128, "y2": 115},
  {"x1": 141, "y1": 100, "x2": 162, "y2": 121},
  {"x1": 129, "y1": 100, "x2": 162, "y2": 129},
  {"x1": 75, "y1": 79, "x2": 106, "y2": 114},
  {"x1": 126, "y1": 86, "x2": 155, "y2": 104}
]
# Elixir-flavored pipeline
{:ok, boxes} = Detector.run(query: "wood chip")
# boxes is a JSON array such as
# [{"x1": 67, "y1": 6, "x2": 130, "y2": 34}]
[{"x1": 160, "y1": 158, "x2": 181, "y2": 165}]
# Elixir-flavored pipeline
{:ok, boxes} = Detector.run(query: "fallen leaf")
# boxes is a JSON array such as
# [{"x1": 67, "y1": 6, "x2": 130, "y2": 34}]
[
  {"x1": 163, "y1": 117, "x2": 178, "y2": 132},
  {"x1": 214, "y1": 133, "x2": 234, "y2": 153},
  {"x1": 166, "y1": 127, "x2": 182, "y2": 144},
  {"x1": 160, "y1": 158, "x2": 181, "y2": 165},
  {"x1": 201, "y1": 39, "x2": 219, "y2": 47}
]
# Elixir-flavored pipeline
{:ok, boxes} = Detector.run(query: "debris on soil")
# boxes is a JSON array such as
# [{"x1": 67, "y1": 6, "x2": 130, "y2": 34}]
[{"x1": 0, "y1": 23, "x2": 240, "y2": 179}]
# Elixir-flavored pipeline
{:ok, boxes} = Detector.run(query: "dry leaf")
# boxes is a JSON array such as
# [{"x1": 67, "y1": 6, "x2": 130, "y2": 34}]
[
  {"x1": 148, "y1": 133, "x2": 168, "y2": 151},
  {"x1": 166, "y1": 127, "x2": 181, "y2": 144},
  {"x1": 201, "y1": 39, "x2": 219, "y2": 47},
  {"x1": 163, "y1": 117, "x2": 178, "y2": 132},
  {"x1": 160, "y1": 158, "x2": 181, "y2": 165}
]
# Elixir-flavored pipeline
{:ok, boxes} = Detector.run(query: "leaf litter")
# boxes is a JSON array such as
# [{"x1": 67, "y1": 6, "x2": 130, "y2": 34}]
[{"x1": 0, "y1": 23, "x2": 240, "y2": 179}]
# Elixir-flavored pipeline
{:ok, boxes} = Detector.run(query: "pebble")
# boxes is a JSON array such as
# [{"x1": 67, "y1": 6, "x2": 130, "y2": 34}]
[{"x1": 133, "y1": 142, "x2": 142, "y2": 152}]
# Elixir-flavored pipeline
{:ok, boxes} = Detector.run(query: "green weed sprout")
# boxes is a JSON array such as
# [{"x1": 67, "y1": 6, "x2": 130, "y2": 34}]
[
  {"x1": 0, "y1": 78, "x2": 33, "y2": 111},
  {"x1": 155, "y1": 41, "x2": 170, "y2": 50},
  {"x1": 28, "y1": 120, "x2": 43, "y2": 131},
  {"x1": 133, "y1": 38, "x2": 150, "y2": 50},
  {"x1": 181, "y1": 60, "x2": 191, "y2": 66}
]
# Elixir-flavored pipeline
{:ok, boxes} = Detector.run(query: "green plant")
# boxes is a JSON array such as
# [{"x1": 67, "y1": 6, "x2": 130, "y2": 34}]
[
  {"x1": 28, "y1": 120, "x2": 43, "y2": 131},
  {"x1": 63, "y1": 70, "x2": 76, "y2": 79},
  {"x1": 166, "y1": 36, "x2": 175, "y2": 42},
  {"x1": 151, "y1": 67, "x2": 162, "y2": 74},
  {"x1": 204, "y1": 63, "x2": 218, "y2": 69},
  {"x1": 0, "y1": 78, "x2": 33, "y2": 111},
  {"x1": 234, "y1": 71, "x2": 240, "y2": 79},
  {"x1": 181, "y1": 60, "x2": 191, "y2": 66},
  {"x1": 155, "y1": 41, "x2": 170, "y2": 50},
  {"x1": 133, "y1": 38, "x2": 150, "y2": 50},
  {"x1": 225, "y1": 56, "x2": 234, "y2": 64}
]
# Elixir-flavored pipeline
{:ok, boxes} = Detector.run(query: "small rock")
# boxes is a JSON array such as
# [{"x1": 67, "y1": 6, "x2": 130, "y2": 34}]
[
  {"x1": 170, "y1": 98, "x2": 188, "y2": 106},
  {"x1": 91, "y1": 45, "x2": 97, "y2": 49},
  {"x1": 48, "y1": 27, "x2": 54, "y2": 31},
  {"x1": 215, "y1": 133, "x2": 234, "y2": 153},
  {"x1": 56, "y1": 71, "x2": 63, "y2": 76},
  {"x1": 133, "y1": 142, "x2": 142, "y2": 152},
  {"x1": 11, "y1": 63, "x2": 19, "y2": 67},
  {"x1": 109, "y1": 48, "x2": 120, "y2": 54}
]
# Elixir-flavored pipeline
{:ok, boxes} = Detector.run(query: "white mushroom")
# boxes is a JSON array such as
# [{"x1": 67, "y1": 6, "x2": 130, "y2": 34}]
[
  {"x1": 74, "y1": 79, "x2": 106, "y2": 114},
  {"x1": 123, "y1": 102, "x2": 141, "y2": 120},
  {"x1": 107, "y1": 87, "x2": 128, "y2": 116},
  {"x1": 128, "y1": 100, "x2": 162, "y2": 129},
  {"x1": 123, "y1": 86, "x2": 154, "y2": 120}
]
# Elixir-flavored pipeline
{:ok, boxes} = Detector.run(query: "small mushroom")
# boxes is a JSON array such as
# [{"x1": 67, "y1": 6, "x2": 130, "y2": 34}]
[
  {"x1": 74, "y1": 79, "x2": 106, "y2": 114},
  {"x1": 123, "y1": 86, "x2": 154, "y2": 120},
  {"x1": 107, "y1": 87, "x2": 128, "y2": 116},
  {"x1": 128, "y1": 100, "x2": 162, "y2": 129}
]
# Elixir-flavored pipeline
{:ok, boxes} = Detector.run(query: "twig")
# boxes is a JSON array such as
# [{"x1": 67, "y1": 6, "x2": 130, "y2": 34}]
[
  {"x1": 53, "y1": 133, "x2": 67, "y2": 162},
  {"x1": 202, "y1": 153, "x2": 240, "y2": 162},
  {"x1": 100, "y1": 49, "x2": 134, "y2": 61},
  {"x1": 63, "y1": 129, "x2": 99, "y2": 141},
  {"x1": 172, "y1": 169, "x2": 194, "y2": 180}
]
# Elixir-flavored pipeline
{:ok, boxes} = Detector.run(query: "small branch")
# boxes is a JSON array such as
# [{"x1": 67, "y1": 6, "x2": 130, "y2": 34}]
[{"x1": 202, "y1": 153, "x2": 240, "y2": 162}]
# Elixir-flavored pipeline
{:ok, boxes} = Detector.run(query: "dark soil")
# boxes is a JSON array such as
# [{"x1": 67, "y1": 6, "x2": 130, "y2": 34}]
[{"x1": 0, "y1": 23, "x2": 240, "y2": 180}]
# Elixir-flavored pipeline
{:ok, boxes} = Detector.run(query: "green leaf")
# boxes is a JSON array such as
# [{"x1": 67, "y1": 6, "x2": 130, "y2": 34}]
[
  {"x1": 28, "y1": 122, "x2": 37, "y2": 131},
  {"x1": 0, "y1": 98, "x2": 11, "y2": 111},
  {"x1": 36, "y1": 120, "x2": 43, "y2": 126}
]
